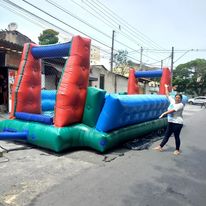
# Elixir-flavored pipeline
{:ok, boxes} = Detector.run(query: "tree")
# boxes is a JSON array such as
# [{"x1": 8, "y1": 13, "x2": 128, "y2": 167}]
[
  {"x1": 173, "y1": 59, "x2": 206, "y2": 96},
  {"x1": 113, "y1": 50, "x2": 133, "y2": 76},
  {"x1": 38, "y1": 29, "x2": 59, "y2": 45}
]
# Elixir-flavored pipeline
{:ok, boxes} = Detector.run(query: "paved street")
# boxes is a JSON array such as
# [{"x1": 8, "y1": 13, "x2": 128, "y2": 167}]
[{"x1": 0, "y1": 104, "x2": 206, "y2": 206}]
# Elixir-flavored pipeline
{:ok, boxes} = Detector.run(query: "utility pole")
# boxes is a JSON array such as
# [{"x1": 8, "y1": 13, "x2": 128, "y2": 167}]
[
  {"x1": 161, "y1": 60, "x2": 163, "y2": 69},
  {"x1": 170, "y1": 46, "x2": 174, "y2": 87},
  {"x1": 111, "y1": 30, "x2": 115, "y2": 72},
  {"x1": 140, "y1": 46, "x2": 143, "y2": 70}
]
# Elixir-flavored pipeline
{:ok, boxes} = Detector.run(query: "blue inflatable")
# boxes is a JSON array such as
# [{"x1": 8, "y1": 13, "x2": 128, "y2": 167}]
[
  {"x1": 31, "y1": 42, "x2": 71, "y2": 58},
  {"x1": 41, "y1": 90, "x2": 56, "y2": 111},
  {"x1": 96, "y1": 94, "x2": 169, "y2": 132},
  {"x1": 135, "y1": 69, "x2": 162, "y2": 78}
]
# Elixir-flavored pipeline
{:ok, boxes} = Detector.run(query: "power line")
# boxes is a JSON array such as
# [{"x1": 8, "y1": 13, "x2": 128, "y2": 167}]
[
  {"x1": 87, "y1": 0, "x2": 168, "y2": 62},
  {"x1": 45, "y1": 0, "x2": 112, "y2": 40},
  {"x1": 6, "y1": 0, "x2": 114, "y2": 49},
  {"x1": 89, "y1": 0, "x2": 165, "y2": 50},
  {"x1": 80, "y1": 0, "x2": 174, "y2": 63},
  {"x1": 0, "y1": 0, "x2": 74, "y2": 38},
  {"x1": 72, "y1": 0, "x2": 167, "y2": 61},
  {"x1": 3, "y1": 0, "x2": 203, "y2": 67},
  {"x1": 21, "y1": 0, "x2": 148, "y2": 63},
  {"x1": 0, "y1": 1, "x2": 111, "y2": 52},
  {"x1": 174, "y1": 49, "x2": 193, "y2": 63},
  {"x1": 45, "y1": 0, "x2": 143, "y2": 57}
]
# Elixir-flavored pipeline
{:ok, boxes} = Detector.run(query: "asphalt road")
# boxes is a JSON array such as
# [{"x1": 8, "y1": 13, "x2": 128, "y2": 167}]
[{"x1": 0, "y1": 104, "x2": 206, "y2": 206}]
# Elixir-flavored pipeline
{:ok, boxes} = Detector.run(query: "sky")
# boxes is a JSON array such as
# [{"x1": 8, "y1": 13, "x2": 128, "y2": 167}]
[{"x1": 1, "y1": 0, "x2": 206, "y2": 70}]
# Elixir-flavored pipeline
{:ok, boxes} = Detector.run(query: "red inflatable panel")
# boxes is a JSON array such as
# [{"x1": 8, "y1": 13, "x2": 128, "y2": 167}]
[
  {"x1": 54, "y1": 36, "x2": 91, "y2": 127},
  {"x1": 159, "y1": 67, "x2": 171, "y2": 94},
  {"x1": 10, "y1": 43, "x2": 41, "y2": 118},
  {"x1": 127, "y1": 68, "x2": 139, "y2": 94}
]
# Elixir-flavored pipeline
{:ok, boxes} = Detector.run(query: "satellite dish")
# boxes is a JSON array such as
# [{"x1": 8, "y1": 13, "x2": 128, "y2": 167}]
[{"x1": 8, "y1": 22, "x2": 18, "y2": 31}]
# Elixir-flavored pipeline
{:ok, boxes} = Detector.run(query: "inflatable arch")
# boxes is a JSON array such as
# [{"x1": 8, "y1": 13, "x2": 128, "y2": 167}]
[
  {"x1": 0, "y1": 35, "x2": 170, "y2": 153},
  {"x1": 127, "y1": 67, "x2": 172, "y2": 95},
  {"x1": 10, "y1": 35, "x2": 91, "y2": 127}
]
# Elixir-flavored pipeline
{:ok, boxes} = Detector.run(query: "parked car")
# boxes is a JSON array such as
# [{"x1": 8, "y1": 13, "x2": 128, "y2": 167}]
[{"x1": 188, "y1": 96, "x2": 206, "y2": 105}]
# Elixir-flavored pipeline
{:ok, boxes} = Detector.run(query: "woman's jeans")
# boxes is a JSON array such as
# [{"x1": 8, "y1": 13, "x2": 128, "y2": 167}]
[{"x1": 160, "y1": 122, "x2": 183, "y2": 150}]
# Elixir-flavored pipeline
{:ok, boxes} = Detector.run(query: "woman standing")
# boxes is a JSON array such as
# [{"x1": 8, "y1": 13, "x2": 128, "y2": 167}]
[{"x1": 153, "y1": 84, "x2": 184, "y2": 155}]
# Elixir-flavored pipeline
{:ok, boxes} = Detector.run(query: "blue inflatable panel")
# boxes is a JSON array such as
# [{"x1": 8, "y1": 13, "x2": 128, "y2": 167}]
[
  {"x1": 42, "y1": 100, "x2": 55, "y2": 111},
  {"x1": 135, "y1": 69, "x2": 162, "y2": 78},
  {"x1": 31, "y1": 42, "x2": 71, "y2": 58},
  {"x1": 41, "y1": 90, "x2": 56, "y2": 111},
  {"x1": 0, "y1": 131, "x2": 27, "y2": 140},
  {"x1": 96, "y1": 94, "x2": 169, "y2": 132},
  {"x1": 15, "y1": 112, "x2": 53, "y2": 125},
  {"x1": 41, "y1": 90, "x2": 56, "y2": 99}
]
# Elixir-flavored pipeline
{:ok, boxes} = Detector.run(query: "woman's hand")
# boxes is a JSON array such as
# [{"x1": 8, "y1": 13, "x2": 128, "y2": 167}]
[
  {"x1": 159, "y1": 113, "x2": 165, "y2": 118},
  {"x1": 164, "y1": 84, "x2": 169, "y2": 97}
]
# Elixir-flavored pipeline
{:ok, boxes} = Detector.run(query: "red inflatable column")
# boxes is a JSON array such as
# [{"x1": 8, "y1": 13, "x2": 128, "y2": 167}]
[
  {"x1": 127, "y1": 68, "x2": 139, "y2": 94},
  {"x1": 54, "y1": 36, "x2": 91, "y2": 127},
  {"x1": 10, "y1": 43, "x2": 41, "y2": 118},
  {"x1": 159, "y1": 67, "x2": 171, "y2": 95}
]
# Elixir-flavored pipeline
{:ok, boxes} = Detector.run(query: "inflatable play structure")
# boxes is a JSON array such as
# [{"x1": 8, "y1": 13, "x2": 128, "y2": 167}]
[
  {"x1": 0, "y1": 35, "x2": 173, "y2": 153},
  {"x1": 128, "y1": 67, "x2": 171, "y2": 95}
]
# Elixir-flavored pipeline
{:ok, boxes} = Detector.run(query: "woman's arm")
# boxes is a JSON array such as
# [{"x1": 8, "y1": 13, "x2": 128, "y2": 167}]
[
  {"x1": 164, "y1": 84, "x2": 169, "y2": 97},
  {"x1": 159, "y1": 109, "x2": 175, "y2": 118}
]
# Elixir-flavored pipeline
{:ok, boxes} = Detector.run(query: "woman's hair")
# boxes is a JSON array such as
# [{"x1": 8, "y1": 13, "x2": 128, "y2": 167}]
[{"x1": 175, "y1": 93, "x2": 182, "y2": 100}]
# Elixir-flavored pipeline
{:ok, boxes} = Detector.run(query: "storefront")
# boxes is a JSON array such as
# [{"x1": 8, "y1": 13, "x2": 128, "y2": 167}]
[{"x1": 0, "y1": 39, "x2": 22, "y2": 113}]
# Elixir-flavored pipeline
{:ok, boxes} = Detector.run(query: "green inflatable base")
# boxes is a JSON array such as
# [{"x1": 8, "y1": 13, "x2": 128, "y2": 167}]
[{"x1": 0, "y1": 118, "x2": 167, "y2": 153}]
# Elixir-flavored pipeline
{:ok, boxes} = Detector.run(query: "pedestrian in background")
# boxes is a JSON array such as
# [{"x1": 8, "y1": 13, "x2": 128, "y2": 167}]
[{"x1": 201, "y1": 102, "x2": 206, "y2": 108}]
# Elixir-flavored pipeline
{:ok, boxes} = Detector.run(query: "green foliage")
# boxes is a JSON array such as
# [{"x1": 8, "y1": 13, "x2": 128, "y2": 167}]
[
  {"x1": 173, "y1": 59, "x2": 206, "y2": 96},
  {"x1": 38, "y1": 29, "x2": 59, "y2": 45},
  {"x1": 113, "y1": 50, "x2": 132, "y2": 76},
  {"x1": 113, "y1": 50, "x2": 161, "y2": 77}
]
